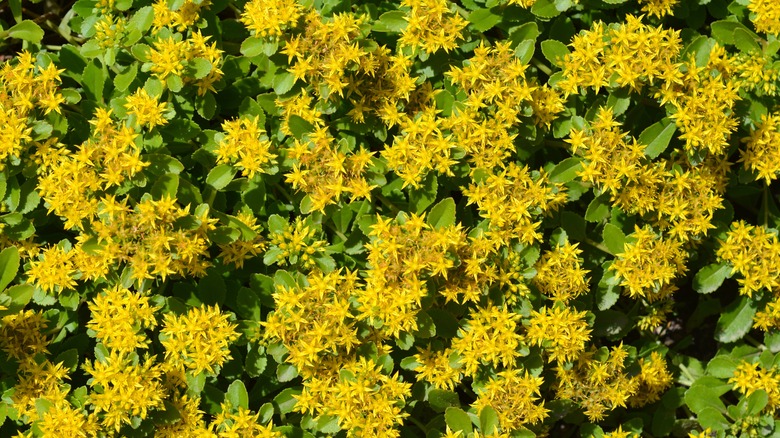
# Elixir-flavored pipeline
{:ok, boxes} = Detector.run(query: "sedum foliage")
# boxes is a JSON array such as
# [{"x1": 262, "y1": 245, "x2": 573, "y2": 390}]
[{"x1": 3, "y1": 0, "x2": 780, "y2": 436}]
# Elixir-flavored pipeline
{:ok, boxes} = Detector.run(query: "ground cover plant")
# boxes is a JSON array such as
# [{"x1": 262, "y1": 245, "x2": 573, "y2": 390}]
[{"x1": 1, "y1": 0, "x2": 780, "y2": 436}]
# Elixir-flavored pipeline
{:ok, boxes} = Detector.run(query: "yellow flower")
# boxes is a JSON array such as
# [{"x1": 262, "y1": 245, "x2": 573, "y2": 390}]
[
  {"x1": 740, "y1": 112, "x2": 780, "y2": 184},
  {"x1": 609, "y1": 225, "x2": 687, "y2": 299},
  {"x1": 124, "y1": 88, "x2": 168, "y2": 129},
  {"x1": 452, "y1": 304, "x2": 523, "y2": 376},
  {"x1": 240, "y1": 0, "x2": 304, "y2": 37},
  {"x1": 604, "y1": 425, "x2": 638, "y2": 438},
  {"x1": 87, "y1": 285, "x2": 159, "y2": 354},
  {"x1": 0, "y1": 310, "x2": 51, "y2": 360},
  {"x1": 748, "y1": 0, "x2": 780, "y2": 35},
  {"x1": 148, "y1": 36, "x2": 188, "y2": 80},
  {"x1": 26, "y1": 245, "x2": 77, "y2": 294},
  {"x1": 398, "y1": 0, "x2": 467, "y2": 54},
  {"x1": 525, "y1": 305, "x2": 591, "y2": 364},
  {"x1": 83, "y1": 350, "x2": 166, "y2": 432},
  {"x1": 533, "y1": 242, "x2": 590, "y2": 303},
  {"x1": 160, "y1": 304, "x2": 240, "y2": 375},
  {"x1": 637, "y1": 0, "x2": 679, "y2": 18},
  {"x1": 628, "y1": 352, "x2": 673, "y2": 407},
  {"x1": 716, "y1": 221, "x2": 780, "y2": 297},
  {"x1": 729, "y1": 361, "x2": 780, "y2": 410},
  {"x1": 413, "y1": 347, "x2": 462, "y2": 390},
  {"x1": 473, "y1": 368, "x2": 548, "y2": 430},
  {"x1": 216, "y1": 116, "x2": 276, "y2": 179}
]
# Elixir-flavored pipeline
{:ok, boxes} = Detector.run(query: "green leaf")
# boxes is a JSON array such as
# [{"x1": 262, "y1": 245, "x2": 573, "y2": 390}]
[
  {"x1": 597, "y1": 262, "x2": 620, "y2": 310},
  {"x1": 696, "y1": 407, "x2": 730, "y2": 431},
  {"x1": 196, "y1": 92, "x2": 217, "y2": 120},
  {"x1": 715, "y1": 296, "x2": 758, "y2": 343},
  {"x1": 541, "y1": 39, "x2": 570, "y2": 67},
  {"x1": 114, "y1": 64, "x2": 138, "y2": 92},
  {"x1": 167, "y1": 74, "x2": 183, "y2": 92},
  {"x1": 427, "y1": 197, "x2": 456, "y2": 229},
  {"x1": 639, "y1": 118, "x2": 676, "y2": 159},
  {"x1": 765, "y1": 331, "x2": 780, "y2": 353},
  {"x1": 531, "y1": 0, "x2": 562, "y2": 18},
  {"x1": 602, "y1": 223, "x2": 626, "y2": 255},
  {"x1": 9, "y1": 0, "x2": 21, "y2": 23},
  {"x1": 693, "y1": 263, "x2": 731, "y2": 294},
  {"x1": 585, "y1": 194, "x2": 611, "y2": 222},
  {"x1": 287, "y1": 115, "x2": 314, "y2": 140},
  {"x1": 710, "y1": 20, "x2": 758, "y2": 46},
  {"x1": 428, "y1": 389, "x2": 460, "y2": 412},
  {"x1": 468, "y1": 8, "x2": 502, "y2": 32},
  {"x1": 115, "y1": 0, "x2": 132, "y2": 11},
  {"x1": 274, "y1": 388, "x2": 300, "y2": 414},
  {"x1": 479, "y1": 406, "x2": 499, "y2": 435},
  {"x1": 245, "y1": 347, "x2": 268, "y2": 377},
  {"x1": 549, "y1": 157, "x2": 582, "y2": 183},
  {"x1": 127, "y1": 6, "x2": 154, "y2": 34},
  {"x1": 273, "y1": 72, "x2": 296, "y2": 95},
  {"x1": 684, "y1": 376, "x2": 730, "y2": 414},
  {"x1": 226, "y1": 380, "x2": 248, "y2": 410},
  {"x1": 0, "y1": 173, "x2": 6, "y2": 203},
  {"x1": 267, "y1": 215, "x2": 288, "y2": 234},
  {"x1": 0, "y1": 284, "x2": 33, "y2": 317},
  {"x1": 745, "y1": 389, "x2": 768, "y2": 416},
  {"x1": 733, "y1": 27, "x2": 761, "y2": 53},
  {"x1": 0, "y1": 246, "x2": 20, "y2": 292},
  {"x1": 410, "y1": 174, "x2": 437, "y2": 214},
  {"x1": 190, "y1": 58, "x2": 212, "y2": 79},
  {"x1": 54, "y1": 349, "x2": 80, "y2": 372},
  {"x1": 82, "y1": 60, "x2": 105, "y2": 102},
  {"x1": 7, "y1": 20, "x2": 44, "y2": 43},
  {"x1": 560, "y1": 211, "x2": 586, "y2": 241},
  {"x1": 206, "y1": 164, "x2": 237, "y2": 190},
  {"x1": 151, "y1": 173, "x2": 179, "y2": 200},
  {"x1": 240, "y1": 37, "x2": 268, "y2": 57},
  {"x1": 445, "y1": 407, "x2": 473, "y2": 435},
  {"x1": 373, "y1": 11, "x2": 407, "y2": 33},
  {"x1": 509, "y1": 22, "x2": 540, "y2": 46},
  {"x1": 706, "y1": 355, "x2": 739, "y2": 379},
  {"x1": 277, "y1": 363, "x2": 299, "y2": 382},
  {"x1": 515, "y1": 39, "x2": 535, "y2": 64},
  {"x1": 235, "y1": 287, "x2": 262, "y2": 320}
]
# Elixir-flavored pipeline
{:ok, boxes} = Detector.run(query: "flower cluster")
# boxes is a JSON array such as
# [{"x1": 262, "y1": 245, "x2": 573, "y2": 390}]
[
  {"x1": 729, "y1": 361, "x2": 780, "y2": 411},
  {"x1": 398, "y1": 0, "x2": 467, "y2": 54},
  {"x1": 473, "y1": 369, "x2": 548, "y2": 430},
  {"x1": 717, "y1": 221, "x2": 780, "y2": 297},
  {"x1": 463, "y1": 163, "x2": 568, "y2": 245},
  {"x1": 285, "y1": 125, "x2": 376, "y2": 211},
  {"x1": 0, "y1": 52, "x2": 64, "y2": 169},
  {"x1": 4, "y1": 0, "x2": 779, "y2": 436},
  {"x1": 741, "y1": 112, "x2": 780, "y2": 183},
  {"x1": 362, "y1": 213, "x2": 465, "y2": 336},
  {"x1": 216, "y1": 116, "x2": 277, "y2": 179},
  {"x1": 610, "y1": 225, "x2": 688, "y2": 299},
  {"x1": 240, "y1": 0, "x2": 304, "y2": 38},
  {"x1": 533, "y1": 242, "x2": 590, "y2": 303},
  {"x1": 262, "y1": 269, "x2": 360, "y2": 375},
  {"x1": 748, "y1": 0, "x2": 780, "y2": 35}
]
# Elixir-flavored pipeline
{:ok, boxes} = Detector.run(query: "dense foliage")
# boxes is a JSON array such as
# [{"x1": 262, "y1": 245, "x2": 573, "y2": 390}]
[{"x1": 1, "y1": 0, "x2": 780, "y2": 436}]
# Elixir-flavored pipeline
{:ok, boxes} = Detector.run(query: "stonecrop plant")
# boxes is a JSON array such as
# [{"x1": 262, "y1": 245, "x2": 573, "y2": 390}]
[{"x1": 3, "y1": 0, "x2": 780, "y2": 436}]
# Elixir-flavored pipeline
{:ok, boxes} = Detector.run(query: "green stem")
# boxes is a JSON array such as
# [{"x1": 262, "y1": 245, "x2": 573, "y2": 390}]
[
  {"x1": 531, "y1": 57, "x2": 553, "y2": 76},
  {"x1": 407, "y1": 416, "x2": 428, "y2": 434},
  {"x1": 582, "y1": 237, "x2": 612, "y2": 256},
  {"x1": 762, "y1": 185, "x2": 769, "y2": 226},
  {"x1": 204, "y1": 186, "x2": 216, "y2": 207},
  {"x1": 374, "y1": 192, "x2": 400, "y2": 215}
]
